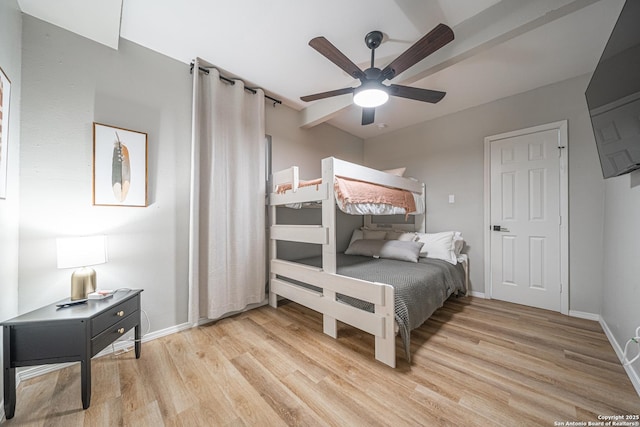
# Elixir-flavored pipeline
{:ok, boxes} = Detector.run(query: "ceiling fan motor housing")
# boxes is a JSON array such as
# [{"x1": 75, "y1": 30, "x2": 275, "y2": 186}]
[
  {"x1": 301, "y1": 24, "x2": 454, "y2": 125},
  {"x1": 364, "y1": 30, "x2": 384, "y2": 50},
  {"x1": 364, "y1": 68, "x2": 382, "y2": 80}
]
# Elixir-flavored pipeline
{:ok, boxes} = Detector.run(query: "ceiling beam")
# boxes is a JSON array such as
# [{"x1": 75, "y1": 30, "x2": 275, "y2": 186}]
[
  {"x1": 298, "y1": 0, "x2": 603, "y2": 129},
  {"x1": 299, "y1": 94, "x2": 353, "y2": 129},
  {"x1": 18, "y1": 0, "x2": 123, "y2": 49},
  {"x1": 396, "y1": 0, "x2": 603, "y2": 85}
]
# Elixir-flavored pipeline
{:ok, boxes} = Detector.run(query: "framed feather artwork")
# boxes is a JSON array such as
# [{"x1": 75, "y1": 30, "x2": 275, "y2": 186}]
[
  {"x1": 0, "y1": 66, "x2": 11, "y2": 199},
  {"x1": 93, "y1": 123, "x2": 147, "y2": 207}
]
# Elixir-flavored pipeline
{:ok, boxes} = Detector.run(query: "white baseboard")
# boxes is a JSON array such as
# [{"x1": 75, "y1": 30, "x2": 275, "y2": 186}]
[
  {"x1": 16, "y1": 362, "x2": 76, "y2": 381},
  {"x1": 600, "y1": 317, "x2": 640, "y2": 397},
  {"x1": 569, "y1": 310, "x2": 601, "y2": 321},
  {"x1": 14, "y1": 321, "x2": 193, "y2": 384},
  {"x1": 560, "y1": 310, "x2": 639, "y2": 397},
  {"x1": 468, "y1": 291, "x2": 486, "y2": 298},
  {"x1": 0, "y1": 321, "x2": 193, "y2": 422},
  {"x1": 10, "y1": 301, "x2": 271, "y2": 386},
  {"x1": 468, "y1": 303, "x2": 639, "y2": 397},
  {"x1": 93, "y1": 321, "x2": 193, "y2": 358},
  {"x1": 8, "y1": 302, "x2": 638, "y2": 407}
]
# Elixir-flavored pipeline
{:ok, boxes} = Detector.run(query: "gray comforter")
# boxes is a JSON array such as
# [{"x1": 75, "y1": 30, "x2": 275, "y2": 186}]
[{"x1": 290, "y1": 253, "x2": 467, "y2": 362}]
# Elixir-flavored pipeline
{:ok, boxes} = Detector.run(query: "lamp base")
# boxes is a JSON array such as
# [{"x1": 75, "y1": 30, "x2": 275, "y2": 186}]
[{"x1": 70, "y1": 267, "x2": 97, "y2": 300}]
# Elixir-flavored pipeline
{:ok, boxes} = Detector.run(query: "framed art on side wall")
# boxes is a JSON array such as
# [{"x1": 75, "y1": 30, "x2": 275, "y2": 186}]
[
  {"x1": 0, "y1": 66, "x2": 11, "y2": 199},
  {"x1": 93, "y1": 123, "x2": 148, "y2": 207}
]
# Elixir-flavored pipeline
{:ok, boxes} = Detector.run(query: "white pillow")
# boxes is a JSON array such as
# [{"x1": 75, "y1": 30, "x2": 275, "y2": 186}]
[
  {"x1": 414, "y1": 231, "x2": 457, "y2": 264},
  {"x1": 345, "y1": 239, "x2": 424, "y2": 263},
  {"x1": 383, "y1": 167, "x2": 406, "y2": 177},
  {"x1": 348, "y1": 229, "x2": 363, "y2": 247},
  {"x1": 453, "y1": 232, "x2": 465, "y2": 256},
  {"x1": 385, "y1": 230, "x2": 417, "y2": 241}
]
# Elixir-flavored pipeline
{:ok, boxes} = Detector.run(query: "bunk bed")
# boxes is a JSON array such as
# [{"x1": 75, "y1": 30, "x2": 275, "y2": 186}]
[{"x1": 268, "y1": 157, "x2": 467, "y2": 368}]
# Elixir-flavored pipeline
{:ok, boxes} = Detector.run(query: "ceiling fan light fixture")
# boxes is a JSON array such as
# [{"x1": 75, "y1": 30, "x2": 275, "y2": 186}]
[
  {"x1": 353, "y1": 85, "x2": 389, "y2": 108},
  {"x1": 301, "y1": 24, "x2": 454, "y2": 124}
]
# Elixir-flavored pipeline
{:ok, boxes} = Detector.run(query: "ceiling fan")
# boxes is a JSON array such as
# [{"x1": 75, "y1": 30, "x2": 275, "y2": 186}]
[{"x1": 301, "y1": 24, "x2": 454, "y2": 125}]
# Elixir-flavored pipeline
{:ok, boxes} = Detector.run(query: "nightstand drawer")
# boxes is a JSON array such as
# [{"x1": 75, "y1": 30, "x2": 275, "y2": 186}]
[
  {"x1": 91, "y1": 313, "x2": 138, "y2": 356},
  {"x1": 91, "y1": 295, "x2": 139, "y2": 337}
]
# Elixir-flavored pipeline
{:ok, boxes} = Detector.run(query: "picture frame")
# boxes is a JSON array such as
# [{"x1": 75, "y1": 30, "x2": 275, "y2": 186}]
[
  {"x1": 0, "y1": 66, "x2": 11, "y2": 199},
  {"x1": 93, "y1": 122, "x2": 148, "y2": 207}
]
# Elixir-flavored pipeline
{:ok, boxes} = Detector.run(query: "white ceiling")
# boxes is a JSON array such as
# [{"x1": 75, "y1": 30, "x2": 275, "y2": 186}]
[
  {"x1": 18, "y1": 0, "x2": 122, "y2": 49},
  {"x1": 17, "y1": 0, "x2": 626, "y2": 139}
]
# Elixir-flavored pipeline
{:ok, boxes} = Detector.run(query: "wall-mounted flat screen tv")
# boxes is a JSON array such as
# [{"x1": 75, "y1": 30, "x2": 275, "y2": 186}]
[{"x1": 585, "y1": 0, "x2": 640, "y2": 178}]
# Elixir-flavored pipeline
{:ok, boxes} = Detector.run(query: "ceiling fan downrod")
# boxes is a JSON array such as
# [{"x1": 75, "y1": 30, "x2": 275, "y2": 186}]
[
  {"x1": 364, "y1": 30, "x2": 383, "y2": 71},
  {"x1": 300, "y1": 24, "x2": 454, "y2": 125}
]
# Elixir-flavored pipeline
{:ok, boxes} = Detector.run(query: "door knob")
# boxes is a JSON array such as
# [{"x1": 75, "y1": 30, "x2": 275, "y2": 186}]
[{"x1": 492, "y1": 225, "x2": 510, "y2": 232}]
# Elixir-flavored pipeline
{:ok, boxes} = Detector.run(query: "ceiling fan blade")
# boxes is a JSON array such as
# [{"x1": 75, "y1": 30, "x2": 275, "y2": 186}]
[
  {"x1": 309, "y1": 37, "x2": 367, "y2": 80},
  {"x1": 389, "y1": 84, "x2": 446, "y2": 103},
  {"x1": 381, "y1": 24, "x2": 454, "y2": 80},
  {"x1": 362, "y1": 108, "x2": 375, "y2": 125},
  {"x1": 300, "y1": 87, "x2": 354, "y2": 102}
]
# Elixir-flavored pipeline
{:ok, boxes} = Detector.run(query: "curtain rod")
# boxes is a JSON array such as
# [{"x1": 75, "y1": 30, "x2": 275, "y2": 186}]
[{"x1": 190, "y1": 62, "x2": 282, "y2": 107}]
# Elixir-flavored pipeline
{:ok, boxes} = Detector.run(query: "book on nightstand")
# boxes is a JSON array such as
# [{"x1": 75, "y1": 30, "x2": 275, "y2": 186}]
[{"x1": 88, "y1": 290, "x2": 114, "y2": 300}]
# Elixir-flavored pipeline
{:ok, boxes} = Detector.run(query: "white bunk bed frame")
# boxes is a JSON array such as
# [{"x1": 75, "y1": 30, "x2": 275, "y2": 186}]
[{"x1": 268, "y1": 157, "x2": 425, "y2": 368}]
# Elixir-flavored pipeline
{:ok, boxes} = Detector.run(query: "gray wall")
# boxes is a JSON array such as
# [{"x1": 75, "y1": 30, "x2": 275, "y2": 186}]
[
  {"x1": 0, "y1": 0, "x2": 22, "y2": 409},
  {"x1": 266, "y1": 101, "x2": 364, "y2": 260},
  {"x1": 13, "y1": 1, "x2": 636, "y2": 392},
  {"x1": 601, "y1": 171, "x2": 640, "y2": 375},
  {"x1": 266, "y1": 103, "x2": 363, "y2": 175},
  {"x1": 364, "y1": 74, "x2": 605, "y2": 314},
  {"x1": 19, "y1": 16, "x2": 193, "y2": 329},
  {"x1": 15, "y1": 16, "x2": 364, "y2": 334}
]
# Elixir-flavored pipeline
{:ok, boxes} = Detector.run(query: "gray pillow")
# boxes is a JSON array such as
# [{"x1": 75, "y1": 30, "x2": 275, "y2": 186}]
[{"x1": 345, "y1": 239, "x2": 424, "y2": 263}]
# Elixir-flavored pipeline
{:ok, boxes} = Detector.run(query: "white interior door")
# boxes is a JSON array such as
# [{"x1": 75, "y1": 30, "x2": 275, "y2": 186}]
[{"x1": 484, "y1": 121, "x2": 568, "y2": 313}]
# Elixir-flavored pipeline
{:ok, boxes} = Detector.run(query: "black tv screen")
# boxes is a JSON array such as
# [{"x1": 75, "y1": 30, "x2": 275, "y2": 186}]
[{"x1": 585, "y1": 0, "x2": 640, "y2": 178}]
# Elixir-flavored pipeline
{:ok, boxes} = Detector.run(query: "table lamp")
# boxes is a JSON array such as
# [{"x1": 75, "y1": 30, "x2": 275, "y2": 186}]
[{"x1": 56, "y1": 235, "x2": 108, "y2": 300}]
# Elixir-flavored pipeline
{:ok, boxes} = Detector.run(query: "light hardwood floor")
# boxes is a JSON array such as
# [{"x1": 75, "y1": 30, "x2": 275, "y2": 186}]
[{"x1": 4, "y1": 297, "x2": 639, "y2": 426}]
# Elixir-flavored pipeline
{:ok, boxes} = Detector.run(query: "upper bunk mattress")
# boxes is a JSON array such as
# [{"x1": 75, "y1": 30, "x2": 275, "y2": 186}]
[{"x1": 277, "y1": 176, "x2": 425, "y2": 215}]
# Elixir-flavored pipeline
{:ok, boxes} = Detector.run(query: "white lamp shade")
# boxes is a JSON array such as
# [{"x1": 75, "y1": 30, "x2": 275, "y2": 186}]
[
  {"x1": 56, "y1": 235, "x2": 108, "y2": 269},
  {"x1": 353, "y1": 87, "x2": 389, "y2": 108}
]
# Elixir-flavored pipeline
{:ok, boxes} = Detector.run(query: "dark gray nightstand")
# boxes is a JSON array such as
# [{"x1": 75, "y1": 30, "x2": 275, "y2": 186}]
[{"x1": 2, "y1": 289, "x2": 143, "y2": 419}]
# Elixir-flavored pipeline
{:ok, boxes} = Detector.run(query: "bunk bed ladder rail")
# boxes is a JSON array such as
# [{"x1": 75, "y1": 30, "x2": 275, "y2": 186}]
[
  {"x1": 267, "y1": 157, "x2": 402, "y2": 368},
  {"x1": 270, "y1": 260, "x2": 396, "y2": 367},
  {"x1": 321, "y1": 157, "x2": 396, "y2": 367}
]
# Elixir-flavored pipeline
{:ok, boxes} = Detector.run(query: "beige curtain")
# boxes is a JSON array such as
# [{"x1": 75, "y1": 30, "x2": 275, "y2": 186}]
[{"x1": 189, "y1": 60, "x2": 266, "y2": 323}]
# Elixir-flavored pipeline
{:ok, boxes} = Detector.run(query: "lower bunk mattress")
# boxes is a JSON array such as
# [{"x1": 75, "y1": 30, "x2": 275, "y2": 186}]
[{"x1": 279, "y1": 253, "x2": 467, "y2": 362}]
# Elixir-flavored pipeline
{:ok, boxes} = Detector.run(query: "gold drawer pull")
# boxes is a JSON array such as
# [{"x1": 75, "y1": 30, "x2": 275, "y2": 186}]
[
  {"x1": 116, "y1": 311, "x2": 125, "y2": 317},
  {"x1": 117, "y1": 328, "x2": 125, "y2": 334}
]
